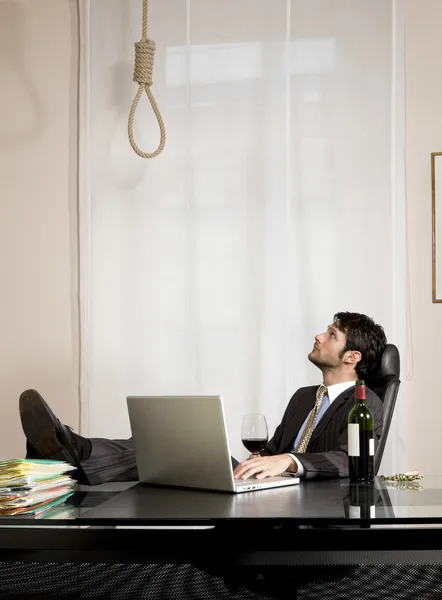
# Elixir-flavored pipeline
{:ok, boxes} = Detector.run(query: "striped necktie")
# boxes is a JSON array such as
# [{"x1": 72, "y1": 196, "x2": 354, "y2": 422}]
[{"x1": 294, "y1": 384, "x2": 328, "y2": 453}]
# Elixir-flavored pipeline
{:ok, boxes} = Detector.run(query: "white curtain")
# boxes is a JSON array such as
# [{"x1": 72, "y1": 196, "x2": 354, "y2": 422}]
[{"x1": 79, "y1": 0, "x2": 406, "y2": 470}]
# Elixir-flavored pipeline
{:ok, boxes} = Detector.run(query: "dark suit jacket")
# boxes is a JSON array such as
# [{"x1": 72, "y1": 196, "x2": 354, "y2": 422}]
[{"x1": 261, "y1": 385, "x2": 383, "y2": 479}]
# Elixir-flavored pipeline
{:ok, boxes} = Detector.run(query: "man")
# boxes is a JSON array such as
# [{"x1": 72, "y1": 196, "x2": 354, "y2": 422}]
[
  {"x1": 19, "y1": 311, "x2": 386, "y2": 485},
  {"x1": 233, "y1": 311, "x2": 386, "y2": 481}
]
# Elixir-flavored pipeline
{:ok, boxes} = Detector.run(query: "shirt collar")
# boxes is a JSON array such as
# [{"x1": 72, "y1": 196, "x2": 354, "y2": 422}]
[{"x1": 321, "y1": 381, "x2": 356, "y2": 404}]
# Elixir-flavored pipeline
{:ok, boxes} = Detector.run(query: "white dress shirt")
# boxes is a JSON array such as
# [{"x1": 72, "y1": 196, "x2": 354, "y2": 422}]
[{"x1": 287, "y1": 381, "x2": 356, "y2": 477}]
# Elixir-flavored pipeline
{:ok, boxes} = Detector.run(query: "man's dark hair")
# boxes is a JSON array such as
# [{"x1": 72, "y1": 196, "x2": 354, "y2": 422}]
[{"x1": 333, "y1": 311, "x2": 387, "y2": 378}]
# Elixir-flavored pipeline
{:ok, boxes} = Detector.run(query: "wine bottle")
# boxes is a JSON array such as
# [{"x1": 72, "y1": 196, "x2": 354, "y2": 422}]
[{"x1": 348, "y1": 380, "x2": 374, "y2": 482}]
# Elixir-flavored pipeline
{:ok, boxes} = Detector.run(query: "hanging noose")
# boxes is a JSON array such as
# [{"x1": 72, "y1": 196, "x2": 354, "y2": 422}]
[{"x1": 128, "y1": 0, "x2": 166, "y2": 158}]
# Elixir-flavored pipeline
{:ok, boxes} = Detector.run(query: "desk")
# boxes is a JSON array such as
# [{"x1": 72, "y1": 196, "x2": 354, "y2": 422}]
[{"x1": 1, "y1": 476, "x2": 442, "y2": 599}]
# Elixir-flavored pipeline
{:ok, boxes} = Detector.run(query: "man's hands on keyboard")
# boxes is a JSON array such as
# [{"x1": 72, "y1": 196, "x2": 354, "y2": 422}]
[{"x1": 233, "y1": 454, "x2": 297, "y2": 480}]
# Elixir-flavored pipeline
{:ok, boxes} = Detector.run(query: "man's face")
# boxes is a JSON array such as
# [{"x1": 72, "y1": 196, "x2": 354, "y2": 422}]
[{"x1": 308, "y1": 322, "x2": 347, "y2": 370}]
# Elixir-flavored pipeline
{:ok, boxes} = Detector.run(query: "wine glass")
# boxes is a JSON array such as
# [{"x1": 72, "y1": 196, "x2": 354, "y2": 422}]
[{"x1": 241, "y1": 413, "x2": 268, "y2": 456}]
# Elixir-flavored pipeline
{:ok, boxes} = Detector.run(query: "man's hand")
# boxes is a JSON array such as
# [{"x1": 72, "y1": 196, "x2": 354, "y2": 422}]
[{"x1": 233, "y1": 454, "x2": 296, "y2": 480}]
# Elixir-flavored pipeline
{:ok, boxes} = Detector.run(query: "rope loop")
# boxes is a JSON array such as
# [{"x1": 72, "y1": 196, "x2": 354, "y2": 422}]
[{"x1": 128, "y1": 0, "x2": 166, "y2": 159}]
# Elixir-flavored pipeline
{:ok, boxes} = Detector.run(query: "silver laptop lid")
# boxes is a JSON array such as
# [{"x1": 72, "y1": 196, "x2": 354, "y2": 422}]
[{"x1": 126, "y1": 395, "x2": 236, "y2": 492}]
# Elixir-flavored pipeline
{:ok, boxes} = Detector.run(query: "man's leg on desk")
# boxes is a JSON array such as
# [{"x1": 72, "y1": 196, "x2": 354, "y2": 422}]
[{"x1": 19, "y1": 389, "x2": 138, "y2": 485}]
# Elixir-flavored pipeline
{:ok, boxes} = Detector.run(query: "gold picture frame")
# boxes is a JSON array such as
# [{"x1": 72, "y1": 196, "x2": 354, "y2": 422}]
[{"x1": 432, "y1": 152, "x2": 442, "y2": 302}]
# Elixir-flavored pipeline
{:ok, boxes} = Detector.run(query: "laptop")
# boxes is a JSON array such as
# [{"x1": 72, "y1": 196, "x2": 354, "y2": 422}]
[{"x1": 126, "y1": 395, "x2": 300, "y2": 493}]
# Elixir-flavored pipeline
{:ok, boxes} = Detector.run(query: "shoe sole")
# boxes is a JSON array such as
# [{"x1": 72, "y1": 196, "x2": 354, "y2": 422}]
[{"x1": 19, "y1": 389, "x2": 74, "y2": 464}]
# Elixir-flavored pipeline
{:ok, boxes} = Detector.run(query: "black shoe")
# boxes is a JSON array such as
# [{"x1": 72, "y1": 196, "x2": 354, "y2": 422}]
[{"x1": 19, "y1": 389, "x2": 88, "y2": 468}]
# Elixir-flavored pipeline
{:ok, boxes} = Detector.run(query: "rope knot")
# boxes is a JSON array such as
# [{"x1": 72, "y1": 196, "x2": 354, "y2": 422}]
[{"x1": 133, "y1": 38, "x2": 155, "y2": 87}]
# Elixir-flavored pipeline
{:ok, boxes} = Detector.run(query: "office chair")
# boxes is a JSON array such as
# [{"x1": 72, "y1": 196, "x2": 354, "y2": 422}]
[{"x1": 365, "y1": 343, "x2": 401, "y2": 474}]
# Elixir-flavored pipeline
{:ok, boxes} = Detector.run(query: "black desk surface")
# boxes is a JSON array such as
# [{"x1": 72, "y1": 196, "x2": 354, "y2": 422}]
[{"x1": 0, "y1": 475, "x2": 440, "y2": 527}]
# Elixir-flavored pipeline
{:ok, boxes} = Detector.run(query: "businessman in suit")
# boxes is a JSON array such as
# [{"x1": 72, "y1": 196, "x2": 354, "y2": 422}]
[
  {"x1": 233, "y1": 311, "x2": 386, "y2": 481},
  {"x1": 18, "y1": 311, "x2": 386, "y2": 485}
]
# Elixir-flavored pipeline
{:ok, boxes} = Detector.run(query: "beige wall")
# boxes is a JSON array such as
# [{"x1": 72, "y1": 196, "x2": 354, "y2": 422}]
[
  {"x1": 405, "y1": 0, "x2": 442, "y2": 473},
  {"x1": 0, "y1": 0, "x2": 79, "y2": 457}
]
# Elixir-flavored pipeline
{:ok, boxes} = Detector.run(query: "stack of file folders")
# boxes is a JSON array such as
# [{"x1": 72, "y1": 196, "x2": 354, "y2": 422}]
[{"x1": 0, "y1": 459, "x2": 76, "y2": 516}]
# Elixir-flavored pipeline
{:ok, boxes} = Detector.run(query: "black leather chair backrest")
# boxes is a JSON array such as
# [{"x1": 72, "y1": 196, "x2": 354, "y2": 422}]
[{"x1": 364, "y1": 343, "x2": 400, "y2": 474}]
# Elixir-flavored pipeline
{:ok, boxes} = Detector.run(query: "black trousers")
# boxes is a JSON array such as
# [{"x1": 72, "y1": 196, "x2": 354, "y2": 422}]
[
  {"x1": 80, "y1": 438, "x2": 239, "y2": 486},
  {"x1": 80, "y1": 437, "x2": 138, "y2": 485}
]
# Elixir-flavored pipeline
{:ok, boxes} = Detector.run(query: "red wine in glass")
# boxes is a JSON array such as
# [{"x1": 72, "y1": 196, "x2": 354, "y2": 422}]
[
  {"x1": 242, "y1": 438, "x2": 268, "y2": 454},
  {"x1": 241, "y1": 414, "x2": 268, "y2": 456}
]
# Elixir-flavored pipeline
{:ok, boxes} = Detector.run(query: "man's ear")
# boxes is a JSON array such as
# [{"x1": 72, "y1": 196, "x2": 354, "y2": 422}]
[{"x1": 344, "y1": 350, "x2": 361, "y2": 366}]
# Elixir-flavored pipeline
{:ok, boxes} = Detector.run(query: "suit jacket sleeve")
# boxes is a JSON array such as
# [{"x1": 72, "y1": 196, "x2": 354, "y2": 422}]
[
  {"x1": 292, "y1": 393, "x2": 383, "y2": 479},
  {"x1": 292, "y1": 428, "x2": 349, "y2": 478}
]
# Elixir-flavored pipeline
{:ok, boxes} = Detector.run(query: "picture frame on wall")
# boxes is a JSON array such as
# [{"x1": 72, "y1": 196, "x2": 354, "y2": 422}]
[{"x1": 431, "y1": 152, "x2": 442, "y2": 302}]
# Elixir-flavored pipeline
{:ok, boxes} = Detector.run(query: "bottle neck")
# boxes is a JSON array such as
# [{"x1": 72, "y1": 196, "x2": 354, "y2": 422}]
[{"x1": 355, "y1": 381, "x2": 366, "y2": 405}]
